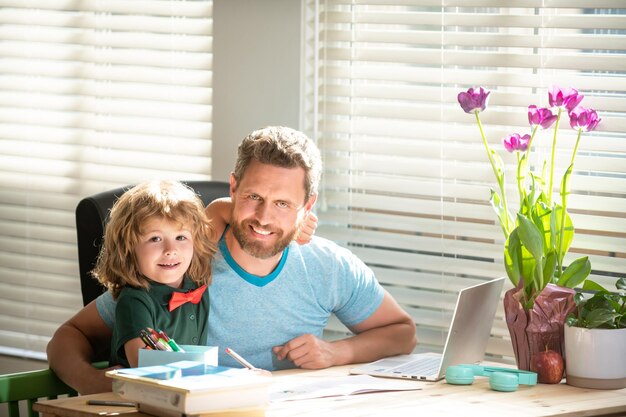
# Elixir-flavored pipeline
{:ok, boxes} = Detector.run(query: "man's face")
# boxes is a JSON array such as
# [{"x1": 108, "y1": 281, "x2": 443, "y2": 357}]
[{"x1": 229, "y1": 160, "x2": 315, "y2": 259}]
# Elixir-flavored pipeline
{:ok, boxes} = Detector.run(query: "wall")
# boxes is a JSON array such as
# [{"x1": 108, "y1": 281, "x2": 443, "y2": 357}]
[{"x1": 212, "y1": 0, "x2": 302, "y2": 181}]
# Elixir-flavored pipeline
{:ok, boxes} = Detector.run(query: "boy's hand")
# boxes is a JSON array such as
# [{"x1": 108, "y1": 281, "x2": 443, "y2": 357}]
[{"x1": 296, "y1": 212, "x2": 318, "y2": 245}]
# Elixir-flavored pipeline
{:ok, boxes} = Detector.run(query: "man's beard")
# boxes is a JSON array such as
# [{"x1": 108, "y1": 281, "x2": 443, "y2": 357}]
[{"x1": 230, "y1": 218, "x2": 300, "y2": 259}]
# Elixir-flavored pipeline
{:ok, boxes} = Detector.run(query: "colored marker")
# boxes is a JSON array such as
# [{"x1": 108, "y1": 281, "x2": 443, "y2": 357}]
[
  {"x1": 147, "y1": 327, "x2": 172, "y2": 351},
  {"x1": 139, "y1": 329, "x2": 158, "y2": 350},
  {"x1": 159, "y1": 329, "x2": 184, "y2": 352},
  {"x1": 143, "y1": 328, "x2": 171, "y2": 351}
]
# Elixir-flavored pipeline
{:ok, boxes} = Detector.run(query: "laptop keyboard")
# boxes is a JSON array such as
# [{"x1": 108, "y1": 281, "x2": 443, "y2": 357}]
[{"x1": 390, "y1": 356, "x2": 441, "y2": 376}]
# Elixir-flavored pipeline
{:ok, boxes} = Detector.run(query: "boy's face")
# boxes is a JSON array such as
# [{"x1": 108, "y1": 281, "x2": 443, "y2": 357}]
[
  {"x1": 229, "y1": 160, "x2": 316, "y2": 260},
  {"x1": 134, "y1": 216, "x2": 194, "y2": 288}
]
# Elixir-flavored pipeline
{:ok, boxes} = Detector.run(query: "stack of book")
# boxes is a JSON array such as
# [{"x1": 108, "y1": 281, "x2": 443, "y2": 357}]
[{"x1": 106, "y1": 361, "x2": 272, "y2": 417}]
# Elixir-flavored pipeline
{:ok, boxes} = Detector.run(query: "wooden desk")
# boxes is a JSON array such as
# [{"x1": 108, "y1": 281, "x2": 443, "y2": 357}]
[{"x1": 34, "y1": 365, "x2": 626, "y2": 417}]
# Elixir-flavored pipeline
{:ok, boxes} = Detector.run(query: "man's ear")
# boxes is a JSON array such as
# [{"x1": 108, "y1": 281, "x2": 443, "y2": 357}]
[
  {"x1": 229, "y1": 174, "x2": 237, "y2": 198},
  {"x1": 304, "y1": 193, "x2": 317, "y2": 212}
]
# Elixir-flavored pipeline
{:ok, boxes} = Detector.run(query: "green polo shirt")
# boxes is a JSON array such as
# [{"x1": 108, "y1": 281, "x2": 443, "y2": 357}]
[{"x1": 110, "y1": 276, "x2": 209, "y2": 367}]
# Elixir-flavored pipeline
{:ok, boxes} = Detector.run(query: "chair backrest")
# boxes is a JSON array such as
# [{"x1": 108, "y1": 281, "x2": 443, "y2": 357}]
[
  {"x1": 75, "y1": 180, "x2": 230, "y2": 306},
  {"x1": 0, "y1": 368, "x2": 77, "y2": 417}
]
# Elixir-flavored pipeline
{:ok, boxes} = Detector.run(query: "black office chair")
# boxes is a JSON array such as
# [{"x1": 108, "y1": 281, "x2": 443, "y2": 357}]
[{"x1": 75, "y1": 181, "x2": 230, "y2": 306}]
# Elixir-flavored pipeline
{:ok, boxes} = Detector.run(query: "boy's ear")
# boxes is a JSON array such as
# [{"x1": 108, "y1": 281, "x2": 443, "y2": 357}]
[{"x1": 229, "y1": 173, "x2": 237, "y2": 198}]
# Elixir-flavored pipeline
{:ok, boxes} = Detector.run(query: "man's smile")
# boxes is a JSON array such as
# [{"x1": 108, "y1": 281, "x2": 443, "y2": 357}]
[{"x1": 251, "y1": 225, "x2": 272, "y2": 236}]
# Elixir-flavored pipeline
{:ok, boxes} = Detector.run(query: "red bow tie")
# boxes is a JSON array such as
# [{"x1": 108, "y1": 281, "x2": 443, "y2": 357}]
[{"x1": 168, "y1": 284, "x2": 207, "y2": 312}]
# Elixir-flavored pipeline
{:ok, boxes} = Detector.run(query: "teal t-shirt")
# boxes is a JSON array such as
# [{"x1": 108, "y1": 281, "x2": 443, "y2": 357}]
[
  {"x1": 98, "y1": 235, "x2": 384, "y2": 370},
  {"x1": 110, "y1": 276, "x2": 209, "y2": 367}
]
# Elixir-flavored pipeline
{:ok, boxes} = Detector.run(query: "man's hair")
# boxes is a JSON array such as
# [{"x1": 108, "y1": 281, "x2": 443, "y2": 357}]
[
  {"x1": 92, "y1": 180, "x2": 216, "y2": 299},
  {"x1": 232, "y1": 126, "x2": 322, "y2": 200}
]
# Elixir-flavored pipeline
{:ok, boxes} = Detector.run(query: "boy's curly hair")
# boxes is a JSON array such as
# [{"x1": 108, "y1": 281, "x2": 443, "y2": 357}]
[{"x1": 91, "y1": 180, "x2": 216, "y2": 299}]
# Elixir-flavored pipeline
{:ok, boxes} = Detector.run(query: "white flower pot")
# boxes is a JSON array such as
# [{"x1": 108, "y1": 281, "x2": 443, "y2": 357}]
[{"x1": 564, "y1": 325, "x2": 626, "y2": 389}]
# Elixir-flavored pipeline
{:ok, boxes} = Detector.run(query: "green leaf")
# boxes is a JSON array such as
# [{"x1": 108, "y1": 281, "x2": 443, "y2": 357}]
[
  {"x1": 489, "y1": 147, "x2": 506, "y2": 185},
  {"x1": 504, "y1": 228, "x2": 535, "y2": 301},
  {"x1": 516, "y1": 213, "x2": 544, "y2": 261},
  {"x1": 504, "y1": 230, "x2": 522, "y2": 287},
  {"x1": 519, "y1": 247, "x2": 535, "y2": 291},
  {"x1": 526, "y1": 174, "x2": 540, "y2": 209},
  {"x1": 557, "y1": 256, "x2": 591, "y2": 288},
  {"x1": 582, "y1": 279, "x2": 608, "y2": 293},
  {"x1": 553, "y1": 204, "x2": 574, "y2": 261},
  {"x1": 617, "y1": 277, "x2": 626, "y2": 291},
  {"x1": 533, "y1": 200, "x2": 553, "y2": 251},
  {"x1": 573, "y1": 292, "x2": 585, "y2": 306},
  {"x1": 489, "y1": 189, "x2": 513, "y2": 238},
  {"x1": 543, "y1": 249, "x2": 557, "y2": 285},
  {"x1": 560, "y1": 164, "x2": 573, "y2": 207},
  {"x1": 585, "y1": 309, "x2": 620, "y2": 329},
  {"x1": 604, "y1": 293, "x2": 624, "y2": 315},
  {"x1": 533, "y1": 256, "x2": 545, "y2": 294}
]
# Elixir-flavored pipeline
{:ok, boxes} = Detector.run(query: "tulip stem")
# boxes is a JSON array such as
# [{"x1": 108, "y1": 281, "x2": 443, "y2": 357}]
[
  {"x1": 570, "y1": 128, "x2": 583, "y2": 167},
  {"x1": 523, "y1": 125, "x2": 538, "y2": 213},
  {"x1": 557, "y1": 184, "x2": 568, "y2": 278},
  {"x1": 548, "y1": 108, "x2": 563, "y2": 206},
  {"x1": 475, "y1": 111, "x2": 511, "y2": 234},
  {"x1": 526, "y1": 125, "x2": 538, "y2": 162},
  {"x1": 516, "y1": 152, "x2": 524, "y2": 210},
  {"x1": 475, "y1": 111, "x2": 497, "y2": 177},
  {"x1": 557, "y1": 129, "x2": 582, "y2": 278}
]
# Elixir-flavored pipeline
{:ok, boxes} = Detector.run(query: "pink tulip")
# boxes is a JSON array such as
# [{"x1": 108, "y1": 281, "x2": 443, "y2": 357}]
[
  {"x1": 569, "y1": 107, "x2": 601, "y2": 132},
  {"x1": 502, "y1": 133, "x2": 531, "y2": 153},
  {"x1": 458, "y1": 87, "x2": 490, "y2": 113},
  {"x1": 528, "y1": 105, "x2": 557, "y2": 129},
  {"x1": 548, "y1": 85, "x2": 584, "y2": 112}
]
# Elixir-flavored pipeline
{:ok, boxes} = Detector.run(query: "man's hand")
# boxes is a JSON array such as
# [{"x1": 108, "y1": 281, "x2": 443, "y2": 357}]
[
  {"x1": 295, "y1": 212, "x2": 318, "y2": 245},
  {"x1": 273, "y1": 291, "x2": 416, "y2": 370},
  {"x1": 272, "y1": 333, "x2": 336, "y2": 369},
  {"x1": 47, "y1": 300, "x2": 115, "y2": 394},
  {"x1": 79, "y1": 364, "x2": 122, "y2": 395}
]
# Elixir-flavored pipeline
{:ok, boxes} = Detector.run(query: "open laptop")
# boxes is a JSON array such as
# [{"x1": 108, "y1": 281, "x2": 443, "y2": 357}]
[{"x1": 350, "y1": 276, "x2": 505, "y2": 382}]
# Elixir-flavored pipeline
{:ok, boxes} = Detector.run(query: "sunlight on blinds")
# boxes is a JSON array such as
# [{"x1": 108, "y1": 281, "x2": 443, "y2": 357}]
[
  {"x1": 304, "y1": 1, "x2": 626, "y2": 360},
  {"x1": 0, "y1": 0, "x2": 213, "y2": 358}
]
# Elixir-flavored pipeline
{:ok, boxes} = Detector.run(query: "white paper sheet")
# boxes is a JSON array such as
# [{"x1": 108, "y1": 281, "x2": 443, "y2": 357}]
[{"x1": 270, "y1": 374, "x2": 422, "y2": 402}]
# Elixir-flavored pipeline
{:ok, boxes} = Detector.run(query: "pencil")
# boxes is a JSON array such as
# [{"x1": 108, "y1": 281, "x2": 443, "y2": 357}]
[
  {"x1": 225, "y1": 347, "x2": 255, "y2": 370},
  {"x1": 86, "y1": 400, "x2": 136, "y2": 407}
]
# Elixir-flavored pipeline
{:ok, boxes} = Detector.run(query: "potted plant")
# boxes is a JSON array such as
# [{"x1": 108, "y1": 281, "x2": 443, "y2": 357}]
[
  {"x1": 564, "y1": 277, "x2": 626, "y2": 389},
  {"x1": 457, "y1": 86, "x2": 601, "y2": 371}
]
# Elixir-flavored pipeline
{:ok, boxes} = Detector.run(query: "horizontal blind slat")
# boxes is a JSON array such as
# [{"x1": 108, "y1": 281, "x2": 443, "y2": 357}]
[
  {"x1": 0, "y1": 0, "x2": 214, "y2": 358},
  {"x1": 1, "y1": 0, "x2": 212, "y2": 17},
  {"x1": 310, "y1": 0, "x2": 625, "y2": 361}
]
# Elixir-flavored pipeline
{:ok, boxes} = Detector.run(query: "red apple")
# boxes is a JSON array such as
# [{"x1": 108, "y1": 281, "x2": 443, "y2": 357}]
[{"x1": 530, "y1": 349, "x2": 564, "y2": 384}]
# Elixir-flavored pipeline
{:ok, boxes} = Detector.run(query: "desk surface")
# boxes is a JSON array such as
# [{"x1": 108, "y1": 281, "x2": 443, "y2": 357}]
[{"x1": 34, "y1": 365, "x2": 626, "y2": 417}]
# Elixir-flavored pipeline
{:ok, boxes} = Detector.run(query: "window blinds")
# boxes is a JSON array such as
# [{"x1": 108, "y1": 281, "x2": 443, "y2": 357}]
[
  {"x1": 304, "y1": 0, "x2": 626, "y2": 360},
  {"x1": 0, "y1": 0, "x2": 213, "y2": 359}
]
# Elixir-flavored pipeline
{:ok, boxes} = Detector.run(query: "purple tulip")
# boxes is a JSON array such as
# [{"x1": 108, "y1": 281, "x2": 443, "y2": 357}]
[
  {"x1": 569, "y1": 107, "x2": 601, "y2": 132},
  {"x1": 528, "y1": 105, "x2": 557, "y2": 129},
  {"x1": 502, "y1": 133, "x2": 531, "y2": 153},
  {"x1": 548, "y1": 85, "x2": 584, "y2": 112},
  {"x1": 458, "y1": 87, "x2": 490, "y2": 113}
]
